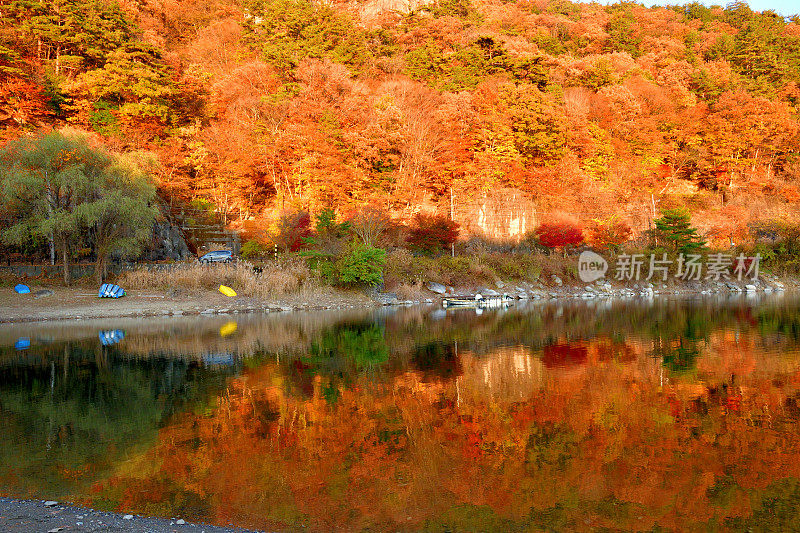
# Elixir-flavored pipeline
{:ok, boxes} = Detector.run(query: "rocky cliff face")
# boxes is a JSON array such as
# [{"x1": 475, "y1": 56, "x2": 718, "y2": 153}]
[
  {"x1": 456, "y1": 188, "x2": 537, "y2": 243},
  {"x1": 140, "y1": 223, "x2": 191, "y2": 261}
]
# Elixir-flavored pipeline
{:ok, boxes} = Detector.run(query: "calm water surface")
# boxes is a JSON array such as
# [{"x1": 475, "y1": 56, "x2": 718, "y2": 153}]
[{"x1": 2, "y1": 296, "x2": 800, "y2": 531}]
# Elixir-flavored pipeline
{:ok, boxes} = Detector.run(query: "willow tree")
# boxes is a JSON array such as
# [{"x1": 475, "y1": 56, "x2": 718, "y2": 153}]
[
  {"x1": 0, "y1": 131, "x2": 158, "y2": 284},
  {"x1": 76, "y1": 152, "x2": 160, "y2": 283}
]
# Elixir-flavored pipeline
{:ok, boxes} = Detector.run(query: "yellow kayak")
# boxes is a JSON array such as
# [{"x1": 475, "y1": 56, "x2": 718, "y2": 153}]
[
  {"x1": 219, "y1": 321, "x2": 238, "y2": 337},
  {"x1": 219, "y1": 285, "x2": 237, "y2": 297}
]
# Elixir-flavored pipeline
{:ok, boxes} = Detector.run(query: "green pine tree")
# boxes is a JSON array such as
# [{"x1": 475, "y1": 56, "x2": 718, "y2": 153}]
[
  {"x1": 243, "y1": 0, "x2": 371, "y2": 74},
  {"x1": 654, "y1": 208, "x2": 706, "y2": 255},
  {"x1": 4, "y1": 0, "x2": 133, "y2": 72}
]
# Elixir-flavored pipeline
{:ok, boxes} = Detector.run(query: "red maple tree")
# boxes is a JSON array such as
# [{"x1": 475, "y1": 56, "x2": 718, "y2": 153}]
[{"x1": 534, "y1": 220, "x2": 584, "y2": 249}]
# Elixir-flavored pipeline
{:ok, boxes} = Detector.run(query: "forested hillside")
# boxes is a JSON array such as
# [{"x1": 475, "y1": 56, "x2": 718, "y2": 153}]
[{"x1": 1, "y1": 0, "x2": 799, "y2": 246}]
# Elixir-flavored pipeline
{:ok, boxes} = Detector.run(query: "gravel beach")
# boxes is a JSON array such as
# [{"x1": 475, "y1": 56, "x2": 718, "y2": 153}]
[{"x1": 0, "y1": 498, "x2": 259, "y2": 533}]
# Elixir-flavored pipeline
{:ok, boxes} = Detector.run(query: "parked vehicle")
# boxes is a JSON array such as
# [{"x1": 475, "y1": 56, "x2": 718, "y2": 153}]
[{"x1": 198, "y1": 250, "x2": 233, "y2": 264}]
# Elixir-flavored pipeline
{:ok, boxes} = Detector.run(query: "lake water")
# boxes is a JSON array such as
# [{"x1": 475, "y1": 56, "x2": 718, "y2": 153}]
[{"x1": 2, "y1": 295, "x2": 800, "y2": 531}]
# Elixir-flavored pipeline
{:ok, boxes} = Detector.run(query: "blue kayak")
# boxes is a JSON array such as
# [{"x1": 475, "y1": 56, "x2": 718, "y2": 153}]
[
  {"x1": 98, "y1": 283, "x2": 125, "y2": 298},
  {"x1": 14, "y1": 337, "x2": 30, "y2": 350},
  {"x1": 14, "y1": 284, "x2": 30, "y2": 294},
  {"x1": 99, "y1": 329, "x2": 125, "y2": 345}
]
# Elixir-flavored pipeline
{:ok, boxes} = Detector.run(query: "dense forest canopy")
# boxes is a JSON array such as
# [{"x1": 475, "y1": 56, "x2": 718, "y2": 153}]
[{"x1": 1, "y1": 0, "x2": 799, "y2": 246}]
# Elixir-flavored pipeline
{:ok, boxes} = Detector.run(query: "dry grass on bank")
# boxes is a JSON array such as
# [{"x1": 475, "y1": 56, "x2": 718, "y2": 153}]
[
  {"x1": 118, "y1": 259, "x2": 319, "y2": 298},
  {"x1": 383, "y1": 248, "x2": 579, "y2": 289},
  {"x1": 394, "y1": 280, "x2": 429, "y2": 301}
]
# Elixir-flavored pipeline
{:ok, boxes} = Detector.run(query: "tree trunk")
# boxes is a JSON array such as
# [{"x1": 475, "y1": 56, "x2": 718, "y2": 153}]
[
  {"x1": 95, "y1": 254, "x2": 107, "y2": 285},
  {"x1": 46, "y1": 171, "x2": 55, "y2": 265},
  {"x1": 61, "y1": 240, "x2": 71, "y2": 285}
]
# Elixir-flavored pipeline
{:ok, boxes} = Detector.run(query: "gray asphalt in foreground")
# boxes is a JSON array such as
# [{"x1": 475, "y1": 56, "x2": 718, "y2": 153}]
[{"x1": 0, "y1": 498, "x2": 261, "y2": 533}]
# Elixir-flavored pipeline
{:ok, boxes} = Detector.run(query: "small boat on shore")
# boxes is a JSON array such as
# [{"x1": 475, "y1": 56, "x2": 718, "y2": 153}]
[
  {"x1": 98, "y1": 283, "x2": 125, "y2": 298},
  {"x1": 442, "y1": 293, "x2": 512, "y2": 309}
]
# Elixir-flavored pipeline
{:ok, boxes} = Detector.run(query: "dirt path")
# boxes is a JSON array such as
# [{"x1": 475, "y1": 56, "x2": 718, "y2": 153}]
[{"x1": 0, "y1": 498, "x2": 259, "y2": 533}]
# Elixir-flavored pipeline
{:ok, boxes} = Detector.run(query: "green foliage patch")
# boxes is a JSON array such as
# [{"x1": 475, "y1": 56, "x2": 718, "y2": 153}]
[
  {"x1": 243, "y1": 0, "x2": 370, "y2": 73},
  {"x1": 325, "y1": 243, "x2": 386, "y2": 287},
  {"x1": 654, "y1": 208, "x2": 706, "y2": 255},
  {"x1": 405, "y1": 38, "x2": 548, "y2": 91}
]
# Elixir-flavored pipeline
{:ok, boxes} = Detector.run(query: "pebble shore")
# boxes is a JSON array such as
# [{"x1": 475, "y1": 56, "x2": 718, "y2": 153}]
[{"x1": 0, "y1": 498, "x2": 258, "y2": 533}]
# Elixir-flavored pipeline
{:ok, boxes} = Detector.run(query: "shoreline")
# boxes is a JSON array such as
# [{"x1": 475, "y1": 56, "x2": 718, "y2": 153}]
[
  {"x1": 0, "y1": 497, "x2": 257, "y2": 533},
  {"x1": 0, "y1": 286, "x2": 380, "y2": 324},
  {"x1": 1, "y1": 273, "x2": 797, "y2": 324}
]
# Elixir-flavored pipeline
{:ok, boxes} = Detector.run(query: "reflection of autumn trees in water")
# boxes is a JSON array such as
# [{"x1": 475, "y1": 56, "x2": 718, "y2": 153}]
[
  {"x1": 69, "y1": 299, "x2": 800, "y2": 531},
  {"x1": 0, "y1": 343, "x2": 231, "y2": 500},
  {"x1": 6, "y1": 300, "x2": 800, "y2": 529}
]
